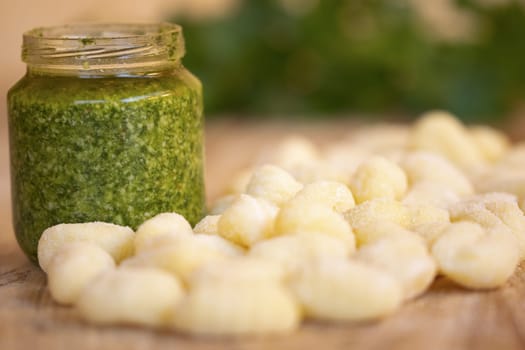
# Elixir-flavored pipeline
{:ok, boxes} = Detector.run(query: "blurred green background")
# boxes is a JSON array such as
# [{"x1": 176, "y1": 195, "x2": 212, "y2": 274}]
[{"x1": 173, "y1": 0, "x2": 525, "y2": 123}]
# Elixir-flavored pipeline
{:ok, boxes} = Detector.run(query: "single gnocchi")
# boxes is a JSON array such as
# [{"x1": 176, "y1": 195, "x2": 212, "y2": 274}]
[
  {"x1": 77, "y1": 267, "x2": 184, "y2": 327},
  {"x1": 469, "y1": 125, "x2": 510, "y2": 163},
  {"x1": 402, "y1": 181, "x2": 461, "y2": 208},
  {"x1": 409, "y1": 111, "x2": 485, "y2": 167},
  {"x1": 249, "y1": 232, "x2": 352, "y2": 274},
  {"x1": 345, "y1": 198, "x2": 410, "y2": 234},
  {"x1": 431, "y1": 222, "x2": 519, "y2": 289},
  {"x1": 349, "y1": 156, "x2": 408, "y2": 204},
  {"x1": 121, "y1": 235, "x2": 241, "y2": 283},
  {"x1": 400, "y1": 152, "x2": 473, "y2": 196},
  {"x1": 356, "y1": 236, "x2": 437, "y2": 299},
  {"x1": 134, "y1": 213, "x2": 193, "y2": 253},
  {"x1": 245, "y1": 164, "x2": 304, "y2": 206},
  {"x1": 38, "y1": 222, "x2": 134, "y2": 272},
  {"x1": 189, "y1": 257, "x2": 286, "y2": 286},
  {"x1": 193, "y1": 215, "x2": 221, "y2": 235},
  {"x1": 173, "y1": 282, "x2": 300, "y2": 336},
  {"x1": 405, "y1": 204, "x2": 450, "y2": 233},
  {"x1": 290, "y1": 180, "x2": 355, "y2": 213},
  {"x1": 47, "y1": 242, "x2": 115, "y2": 305},
  {"x1": 449, "y1": 196, "x2": 525, "y2": 259},
  {"x1": 351, "y1": 221, "x2": 424, "y2": 248},
  {"x1": 274, "y1": 201, "x2": 355, "y2": 249},
  {"x1": 290, "y1": 258, "x2": 402, "y2": 321},
  {"x1": 218, "y1": 194, "x2": 279, "y2": 247}
]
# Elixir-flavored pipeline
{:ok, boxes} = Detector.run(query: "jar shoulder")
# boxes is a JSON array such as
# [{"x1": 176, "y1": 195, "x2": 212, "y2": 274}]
[{"x1": 8, "y1": 66, "x2": 202, "y2": 106}]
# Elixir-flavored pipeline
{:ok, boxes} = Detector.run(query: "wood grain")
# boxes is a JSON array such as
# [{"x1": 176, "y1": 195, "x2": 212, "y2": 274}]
[{"x1": 2, "y1": 118, "x2": 525, "y2": 350}]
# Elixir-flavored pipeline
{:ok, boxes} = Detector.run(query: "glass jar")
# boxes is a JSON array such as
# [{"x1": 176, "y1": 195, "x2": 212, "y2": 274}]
[{"x1": 7, "y1": 23, "x2": 205, "y2": 263}]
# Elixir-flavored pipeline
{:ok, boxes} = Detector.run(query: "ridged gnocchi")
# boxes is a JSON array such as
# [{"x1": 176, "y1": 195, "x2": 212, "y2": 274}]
[
  {"x1": 173, "y1": 282, "x2": 300, "y2": 336},
  {"x1": 218, "y1": 194, "x2": 279, "y2": 247},
  {"x1": 431, "y1": 222, "x2": 519, "y2": 289},
  {"x1": 38, "y1": 222, "x2": 134, "y2": 272},
  {"x1": 77, "y1": 268, "x2": 184, "y2": 327},
  {"x1": 47, "y1": 242, "x2": 115, "y2": 305},
  {"x1": 290, "y1": 258, "x2": 402, "y2": 321}
]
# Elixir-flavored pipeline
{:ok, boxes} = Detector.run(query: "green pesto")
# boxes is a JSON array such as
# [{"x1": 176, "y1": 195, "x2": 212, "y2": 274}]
[
  {"x1": 8, "y1": 67, "x2": 205, "y2": 263},
  {"x1": 80, "y1": 37, "x2": 95, "y2": 46}
]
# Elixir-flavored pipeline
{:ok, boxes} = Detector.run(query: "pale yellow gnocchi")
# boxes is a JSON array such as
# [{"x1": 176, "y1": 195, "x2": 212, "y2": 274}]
[
  {"x1": 134, "y1": 213, "x2": 193, "y2": 253},
  {"x1": 249, "y1": 232, "x2": 352, "y2": 274},
  {"x1": 38, "y1": 222, "x2": 134, "y2": 272},
  {"x1": 409, "y1": 110, "x2": 485, "y2": 167},
  {"x1": 290, "y1": 258, "x2": 402, "y2": 321},
  {"x1": 274, "y1": 201, "x2": 355, "y2": 249},
  {"x1": 345, "y1": 198, "x2": 410, "y2": 234},
  {"x1": 245, "y1": 164, "x2": 304, "y2": 206},
  {"x1": 173, "y1": 282, "x2": 300, "y2": 336},
  {"x1": 290, "y1": 180, "x2": 355, "y2": 213},
  {"x1": 77, "y1": 267, "x2": 184, "y2": 327},
  {"x1": 218, "y1": 194, "x2": 279, "y2": 247},
  {"x1": 349, "y1": 156, "x2": 408, "y2": 204},
  {"x1": 120, "y1": 235, "x2": 241, "y2": 283},
  {"x1": 193, "y1": 215, "x2": 221, "y2": 235},
  {"x1": 37, "y1": 110, "x2": 525, "y2": 337},
  {"x1": 400, "y1": 152, "x2": 473, "y2": 196},
  {"x1": 431, "y1": 222, "x2": 519, "y2": 289},
  {"x1": 356, "y1": 236, "x2": 436, "y2": 299},
  {"x1": 47, "y1": 242, "x2": 115, "y2": 305}
]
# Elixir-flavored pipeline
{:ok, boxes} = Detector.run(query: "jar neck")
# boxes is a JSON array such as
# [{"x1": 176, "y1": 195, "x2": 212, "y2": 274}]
[{"x1": 22, "y1": 23, "x2": 185, "y2": 77}]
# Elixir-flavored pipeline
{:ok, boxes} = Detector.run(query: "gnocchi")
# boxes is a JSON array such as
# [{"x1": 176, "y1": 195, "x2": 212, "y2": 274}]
[
  {"x1": 134, "y1": 213, "x2": 193, "y2": 253},
  {"x1": 47, "y1": 242, "x2": 115, "y2": 305},
  {"x1": 189, "y1": 257, "x2": 286, "y2": 286},
  {"x1": 173, "y1": 282, "x2": 300, "y2": 336},
  {"x1": 469, "y1": 125, "x2": 510, "y2": 163},
  {"x1": 38, "y1": 222, "x2": 134, "y2": 272},
  {"x1": 345, "y1": 198, "x2": 410, "y2": 234},
  {"x1": 349, "y1": 156, "x2": 408, "y2": 204},
  {"x1": 290, "y1": 258, "x2": 402, "y2": 321},
  {"x1": 37, "y1": 111, "x2": 525, "y2": 337},
  {"x1": 245, "y1": 164, "x2": 304, "y2": 206},
  {"x1": 121, "y1": 235, "x2": 241, "y2": 283},
  {"x1": 449, "y1": 196, "x2": 525, "y2": 259},
  {"x1": 218, "y1": 194, "x2": 279, "y2": 247},
  {"x1": 193, "y1": 215, "x2": 221, "y2": 235},
  {"x1": 274, "y1": 201, "x2": 355, "y2": 249},
  {"x1": 409, "y1": 110, "x2": 485, "y2": 167},
  {"x1": 77, "y1": 267, "x2": 184, "y2": 327},
  {"x1": 290, "y1": 180, "x2": 355, "y2": 213},
  {"x1": 400, "y1": 152, "x2": 473, "y2": 196},
  {"x1": 356, "y1": 236, "x2": 436, "y2": 299},
  {"x1": 431, "y1": 222, "x2": 519, "y2": 289},
  {"x1": 249, "y1": 232, "x2": 352, "y2": 274},
  {"x1": 402, "y1": 181, "x2": 461, "y2": 208}
]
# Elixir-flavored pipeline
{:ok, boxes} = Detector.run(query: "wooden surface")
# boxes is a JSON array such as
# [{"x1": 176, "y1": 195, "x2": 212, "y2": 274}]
[{"x1": 2, "y1": 118, "x2": 525, "y2": 350}]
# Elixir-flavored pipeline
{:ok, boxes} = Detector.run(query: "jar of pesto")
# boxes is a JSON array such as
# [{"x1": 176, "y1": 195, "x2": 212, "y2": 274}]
[{"x1": 8, "y1": 23, "x2": 205, "y2": 263}]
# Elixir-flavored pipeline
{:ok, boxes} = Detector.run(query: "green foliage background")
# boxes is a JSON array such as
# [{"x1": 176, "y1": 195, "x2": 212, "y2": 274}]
[{"x1": 174, "y1": 0, "x2": 525, "y2": 122}]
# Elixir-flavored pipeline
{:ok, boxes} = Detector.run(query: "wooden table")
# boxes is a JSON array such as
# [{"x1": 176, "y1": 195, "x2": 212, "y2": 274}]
[{"x1": 2, "y1": 118, "x2": 525, "y2": 350}]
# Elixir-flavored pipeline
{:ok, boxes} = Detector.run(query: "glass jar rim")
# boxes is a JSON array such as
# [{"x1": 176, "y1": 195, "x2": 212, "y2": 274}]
[
  {"x1": 24, "y1": 22, "x2": 181, "y2": 41},
  {"x1": 23, "y1": 23, "x2": 185, "y2": 75}
]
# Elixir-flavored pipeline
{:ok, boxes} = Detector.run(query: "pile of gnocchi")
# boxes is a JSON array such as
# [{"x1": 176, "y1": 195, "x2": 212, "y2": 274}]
[{"x1": 39, "y1": 111, "x2": 525, "y2": 336}]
